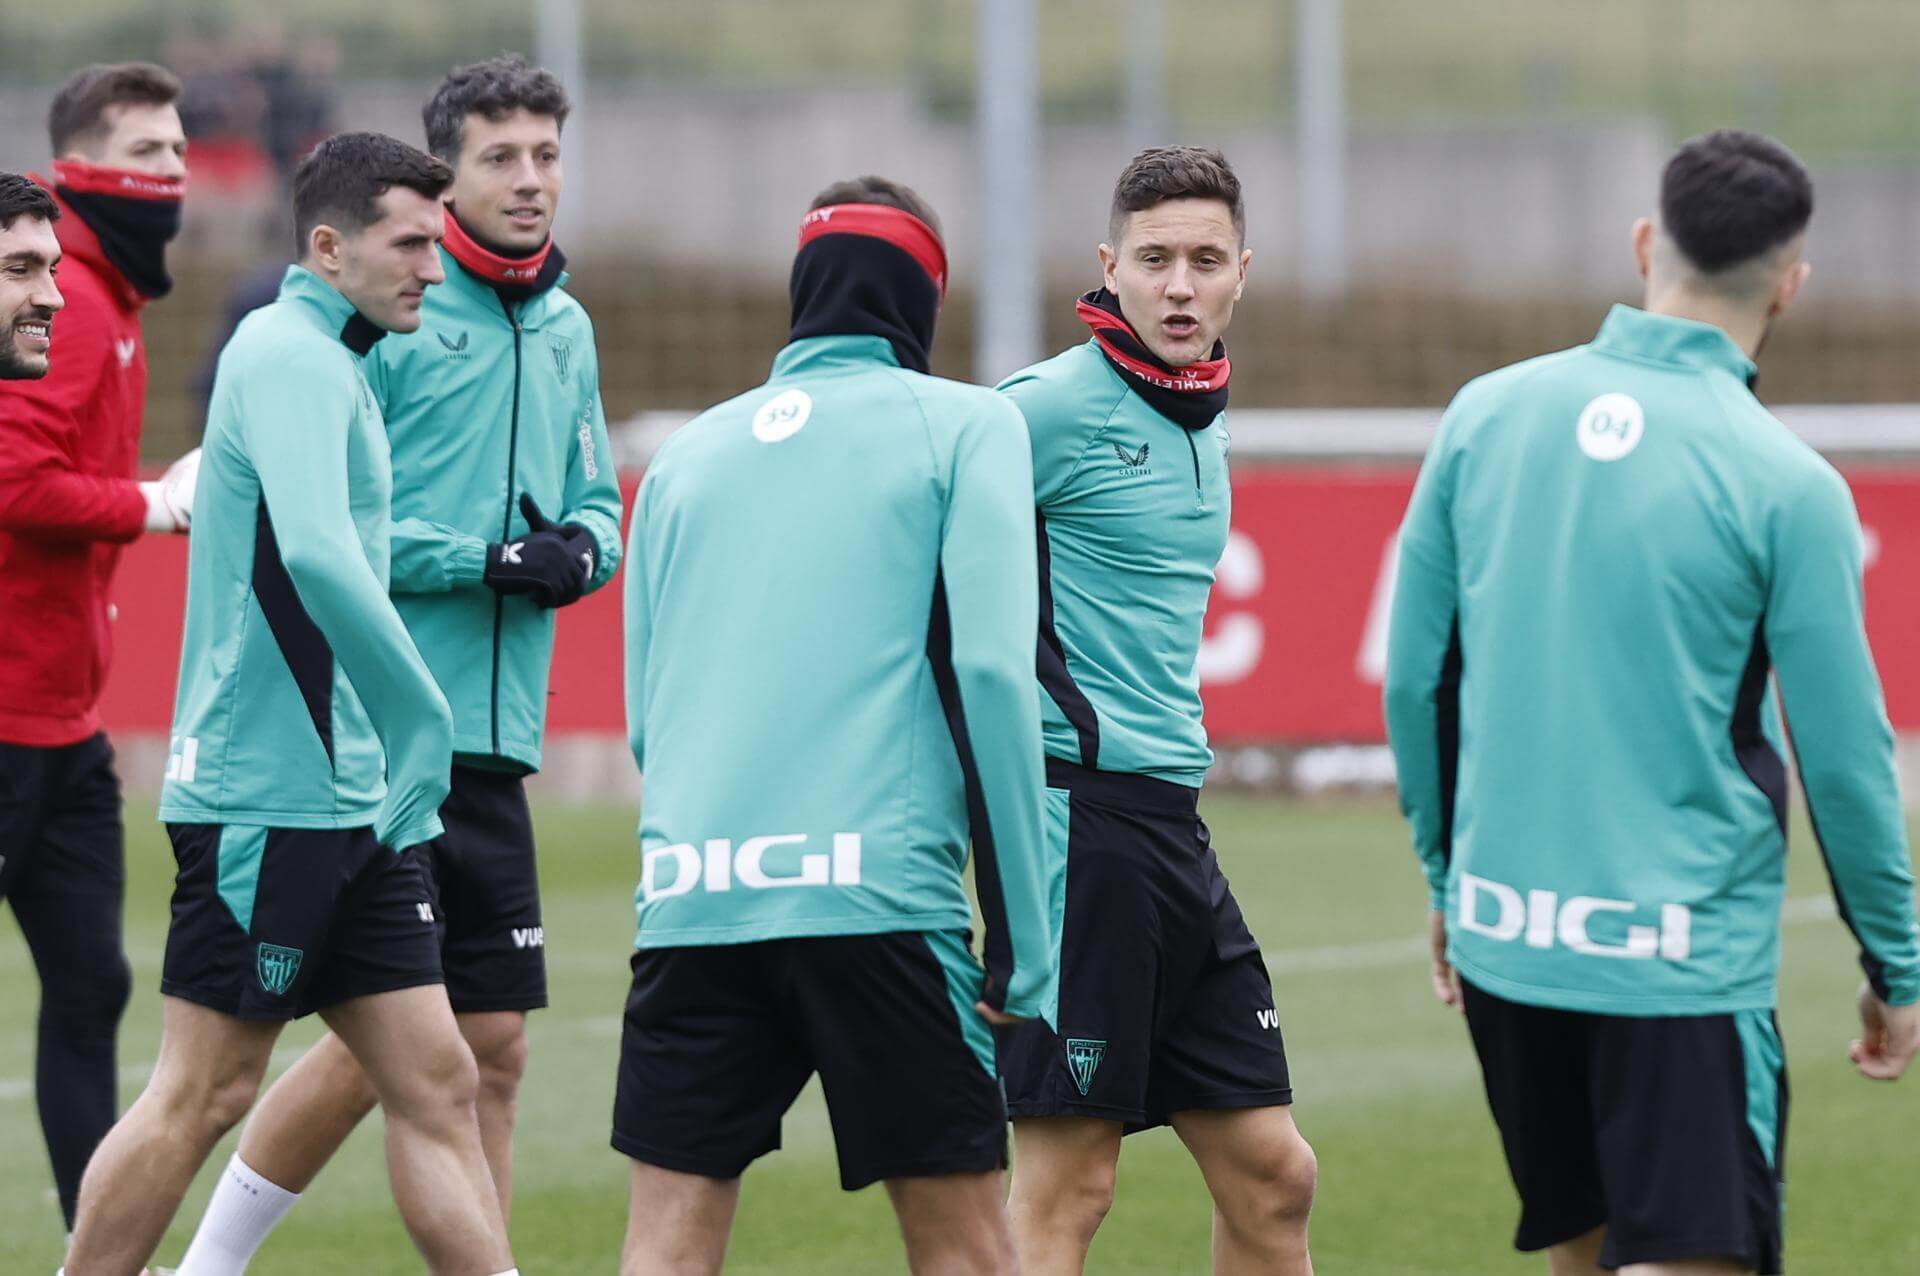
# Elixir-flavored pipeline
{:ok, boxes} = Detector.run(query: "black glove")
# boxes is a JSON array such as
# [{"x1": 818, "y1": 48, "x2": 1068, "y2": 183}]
[
  {"x1": 510, "y1": 493, "x2": 596, "y2": 608},
  {"x1": 485, "y1": 496, "x2": 589, "y2": 608}
]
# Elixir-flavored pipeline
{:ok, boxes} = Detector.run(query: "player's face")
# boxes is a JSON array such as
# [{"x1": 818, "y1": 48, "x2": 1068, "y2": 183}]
[
  {"x1": 331, "y1": 189, "x2": 446, "y2": 333},
  {"x1": 83, "y1": 101, "x2": 189, "y2": 179},
  {"x1": 449, "y1": 108, "x2": 563, "y2": 254},
  {"x1": 0, "y1": 216, "x2": 65, "y2": 380},
  {"x1": 1100, "y1": 198, "x2": 1250, "y2": 367}
]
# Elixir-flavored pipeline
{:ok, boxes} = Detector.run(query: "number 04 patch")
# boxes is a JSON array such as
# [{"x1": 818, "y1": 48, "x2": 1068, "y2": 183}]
[{"x1": 1576, "y1": 392, "x2": 1645, "y2": 462}]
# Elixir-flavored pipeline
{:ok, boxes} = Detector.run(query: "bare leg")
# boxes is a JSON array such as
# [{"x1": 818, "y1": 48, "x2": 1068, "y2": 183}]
[
  {"x1": 319, "y1": 985, "x2": 511, "y2": 1274},
  {"x1": 1547, "y1": 1228, "x2": 1606, "y2": 1276},
  {"x1": 1004, "y1": 1117, "x2": 1123, "y2": 1275},
  {"x1": 64, "y1": 996, "x2": 281, "y2": 1275},
  {"x1": 886, "y1": 1171, "x2": 1017, "y2": 1276},
  {"x1": 234, "y1": 1030, "x2": 378, "y2": 1191},
  {"x1": 1620, "y1": 1261, "x2": 1752, "y2": 1276},
  {"x1": 1171, "y1": 1106, "x2": 1317, "y2": 1276},
  {"x1": 620, "y1": 1160, "x2": 739, "y2": 1276},
  {"x1": 456, "y1": 1010, "x2": 530, "y2": 1220}
]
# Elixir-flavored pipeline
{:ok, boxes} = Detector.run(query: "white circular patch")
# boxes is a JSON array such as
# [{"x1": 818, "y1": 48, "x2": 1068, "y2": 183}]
[
  {"x1": 752, "y1": 389, "x2": 813, "y2": 443},
  {"x1": 1575, "y1": 392, "x2": 1645, "y2": 462}
]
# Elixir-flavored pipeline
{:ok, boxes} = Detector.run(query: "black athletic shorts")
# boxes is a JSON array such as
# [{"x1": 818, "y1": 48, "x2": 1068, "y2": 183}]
[
  {"x1": 162, "y1": 823, "x2": 443, "y2": 1021},
  {"x1": 995, "y1": 759, "x2": 1293, "y2": 1131},
  {"x1": 1463, "y1": 979, "x2": 1787, "y2": 1274},
  {"x1": 418, "y1": 765, "x2": 546, "y2": 1014},
  {"x1": 612, "y1": 930, "x2": 1007, "y2": 1190}
]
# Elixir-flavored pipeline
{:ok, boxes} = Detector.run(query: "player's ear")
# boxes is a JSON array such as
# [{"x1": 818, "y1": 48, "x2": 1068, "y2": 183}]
[
  {"x1": 1771, "y1": 258, "x2": 1811, "y2": 317},
  {"x1": 1630, "y1": 217, "x2": 1655, "y2": 281},
  {"x1": 307, "y1": 223, "x2": 346, "y2": 274},
  {"x1": 1234, "y1": 247, "x2": 1252, "y2": 302},
  {"x1": 1097, "y1": 242, "x2": 1119, "y2": 292}
]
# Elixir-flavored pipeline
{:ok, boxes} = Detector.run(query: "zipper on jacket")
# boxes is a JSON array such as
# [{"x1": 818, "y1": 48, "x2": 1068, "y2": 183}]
[
  {"x1": 491, "y1": 299, "x2": 525, "y2": 758},
  {"x1": 1184, "y1": 429, "x2": 1203, "y2": 507}
]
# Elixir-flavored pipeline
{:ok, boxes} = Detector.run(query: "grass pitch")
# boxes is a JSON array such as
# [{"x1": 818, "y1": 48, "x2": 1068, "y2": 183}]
[{"x1": 1, "y1": 795, "x2": 1915, "y2": 1273}]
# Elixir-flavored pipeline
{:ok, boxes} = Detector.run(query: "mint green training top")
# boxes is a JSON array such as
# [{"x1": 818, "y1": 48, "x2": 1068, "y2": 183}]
[
  {"x1": 999, "y1": 340, "x2": 1232, "y2": 787},
  {"x1": 363, "y1": 246, "x2": 623, "y2": 772},
  {"x1": 160, "y1": 266, "x2": 452, "y2": 852},
  {"x1": 624, "y1": 335, "x2": 1058, "y2": 1020},
  {"x1": 1385, "y1": 304, "x2": 1920, "y2": 1016}
]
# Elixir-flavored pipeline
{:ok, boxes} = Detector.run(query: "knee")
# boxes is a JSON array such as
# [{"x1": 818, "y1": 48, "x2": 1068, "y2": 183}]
[
  {"x1": 154, "y1": 1066, "x2": 261, "y2": 1142},
  {"x1": 1227, "y1": 1130, "x2": 1318, "y2": 1230},
  {"x1": 41, "y1": 954, "x2": 132, "y2": 1037},
  {"x1": 1017, "y1": 1156, "x2": 1116, "y2": 1237},
  {"x1": 471, "y1": 1024, "x2": 530, "y2": 1104},
  {"x1": 392, "y1": 1035, "x2": 481, "y2": 1122}
]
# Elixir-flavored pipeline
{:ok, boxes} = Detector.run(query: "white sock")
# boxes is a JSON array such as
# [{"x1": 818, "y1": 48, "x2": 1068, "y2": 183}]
[
  {"x1": 173, "y1": 1154, "x2": 301, "y2": 1275},
  {"x1": 489, "y1": 1270, "x2": 521, "y2": 1275}
]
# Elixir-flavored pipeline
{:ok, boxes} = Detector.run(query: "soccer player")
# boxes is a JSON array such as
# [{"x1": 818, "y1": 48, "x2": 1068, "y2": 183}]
[
  {"x1": 616, "y1": 177, "x2": 1055, "y2": 1275},
  {"x1": 1384, "y1": 130, "x2": 1920, "y2": 1276},
  {"x1": 0, "y1": 63, "x2": 201, "y2": 1240},
  {"x1": 991, "y1": 147, "x2": 1317, "y2": 1276},
  {"x1": 172, "y1": 55, "x2": 618, "y2": 1273},
  {"x1": 62, "y1": 133, "x2": 519, "y2": 1276}
]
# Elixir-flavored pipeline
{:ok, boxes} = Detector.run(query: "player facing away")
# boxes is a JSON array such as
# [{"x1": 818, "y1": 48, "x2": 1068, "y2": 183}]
[
  {"x1": 616, "y1": 177, "x2": 1056, "y2": 1276},
  {"x1": 0, "y1": 66, "x2": 201, "y2": 1241},
  {"x1": 993, "y1": 147, "x2": 1317, "y2": 1276},
  {"x1": 62, "y1": 134, "x2": 519, "y2": 1276},
  {"x1": 1384, "y1": 130, "x2": 1920, "y2": 1276},
  {"x1": 172, "y1": 56, "x2": 619, "y2": 1275}
]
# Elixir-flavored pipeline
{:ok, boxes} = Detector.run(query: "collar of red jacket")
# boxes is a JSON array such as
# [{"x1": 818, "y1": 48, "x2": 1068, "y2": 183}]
[{"x1": 28, "y1": 173, "x2": 147, "y2": 312}]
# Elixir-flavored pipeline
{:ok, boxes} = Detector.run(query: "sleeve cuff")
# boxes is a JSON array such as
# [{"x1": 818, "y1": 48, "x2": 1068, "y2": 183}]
[{"x1": 447, "y1": 537, "x2": 490, "y2": 585}]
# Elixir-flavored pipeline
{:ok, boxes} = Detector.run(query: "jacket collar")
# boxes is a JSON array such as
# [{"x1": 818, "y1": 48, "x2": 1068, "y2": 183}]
[
  {"x1": 31, "y1": 178, "x2": 144, "y2": 312},
  {"x1": 436, "y1": 243, "x2": 571, "y2": 320},
  {"x1": 770, "y1": 334, "x2": 900, "y2": 380},
  {"x1": 278, "y1": 265, "x2": 386, "y2": 356},
  {"x1": 1590, "y1": 304, "x2": 1756, "y2": 384}
]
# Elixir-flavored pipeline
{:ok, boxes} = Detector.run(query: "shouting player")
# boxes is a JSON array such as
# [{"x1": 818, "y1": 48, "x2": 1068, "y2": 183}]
[{"x1": 993, "y1": 146, "x2": 1317, "y2": 1276}]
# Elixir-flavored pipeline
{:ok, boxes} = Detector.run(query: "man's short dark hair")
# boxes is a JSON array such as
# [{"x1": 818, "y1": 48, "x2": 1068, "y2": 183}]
[
  {"x1": 1660, "y1": 129, "x2": 1813, "y2": 274},
  {"x1": 0, "y1": 173, "x2": 60, "y2": 231},
  {"x1": 423, "y1": 54, "x2": 571, "y2": 163},
  {"x1": 807, "y1": 175, "x2": 942, "y2": 238},
  {"x1": 48, "y1": 62, "x2": 182, "y2": 156},
  {"x1": 292, "y1": 132, "x2": 453, "y2": 257},
  {"x1": 1109, "y1": 146, "x2": 1244, "y2": 245}
]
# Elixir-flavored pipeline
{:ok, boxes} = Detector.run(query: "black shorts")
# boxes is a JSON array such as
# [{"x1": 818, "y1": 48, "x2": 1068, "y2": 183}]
[
  {"x1": 995, "y1": 760, "x2": 1292, "y2": 1131},
  {"x1": 419, "y1": 765, "x2": 546, "y2": 1014},
  {"x1": 162, "y1": 823, "x2": 443, "y2": 1021},
  {"x1": 1463, "y1": 980, "x2": 1786, "y2": 1274},
  {"x1": 612, "y1": 930, "x2": 1007, "y2": 1191}
]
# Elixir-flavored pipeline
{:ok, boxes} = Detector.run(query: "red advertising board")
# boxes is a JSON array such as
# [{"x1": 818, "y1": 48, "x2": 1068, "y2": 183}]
[{"x1": 95, "y1": 467, "x2": 1920, "y2": 744}]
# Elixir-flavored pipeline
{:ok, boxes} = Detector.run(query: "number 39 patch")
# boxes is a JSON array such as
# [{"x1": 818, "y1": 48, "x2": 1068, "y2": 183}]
[{"x1": 1576, "y1": 392, "x2": 1645, "y2": 462}]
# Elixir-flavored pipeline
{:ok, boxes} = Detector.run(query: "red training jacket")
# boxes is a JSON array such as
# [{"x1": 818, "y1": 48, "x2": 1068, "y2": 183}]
[{"x1": 0, "y1": 181, "x2": 150, "y2": 747}]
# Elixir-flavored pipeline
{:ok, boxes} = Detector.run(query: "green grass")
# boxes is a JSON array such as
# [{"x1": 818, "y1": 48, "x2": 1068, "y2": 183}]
[{"x1": 2, "y1": 795, "x2": 1916, "y2": 1272}]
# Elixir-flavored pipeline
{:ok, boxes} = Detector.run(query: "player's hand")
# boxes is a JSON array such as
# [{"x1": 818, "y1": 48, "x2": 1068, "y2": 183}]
[
  {"x1": 139, "y1": 446, "x2": 200, "y2": 533},
  {"x1": 975, "y1": 1001, "x2": 1029, "y2": 1027},
  {"x1": 1430, "y1": 908, "x2": 1463, "y2": 1014},
  {"x1": 1849, "y1": 981, "x2": 1920, "y2": 1081},
  {"x1": 518, "y1": 492, "x2": 595, "y2": 605}
]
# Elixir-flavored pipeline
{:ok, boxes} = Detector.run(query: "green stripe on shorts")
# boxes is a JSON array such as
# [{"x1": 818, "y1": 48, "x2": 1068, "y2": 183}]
[
  {"x1": 216, "y1": 825, "x2": 268, "y2": 933},
  {"x1": 922, "y1": 930, "x2": 997, "y2": 1079}
]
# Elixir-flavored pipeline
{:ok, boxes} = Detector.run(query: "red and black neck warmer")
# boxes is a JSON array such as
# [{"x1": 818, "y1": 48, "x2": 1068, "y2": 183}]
[
  {"x1": 52, "y1": 159, "x2": 184, "y2": 300},
  {"x1": 789, "y1": 202, "x2": 946, "y2": 374},
  {"x1": 442, "y1": 206, "x2": 566, "y2": 303},
  {"x1": 1077, "y1": 287, "x2": 1229, "y2": 430}
]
